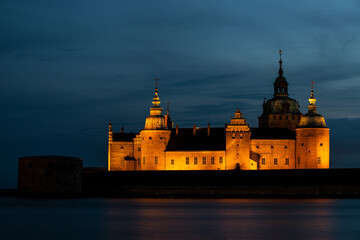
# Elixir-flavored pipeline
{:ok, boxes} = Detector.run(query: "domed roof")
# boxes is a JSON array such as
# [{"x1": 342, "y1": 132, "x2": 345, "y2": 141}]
[
  {"x1": 261, "y1": 50, "x2": 302, "y2": 115},
  {"x1": 298, "y1": 112, "x2": 327, "y2": 128},
  {"x1": 262, "y1": 96, "x2": 301, "y2": 115},
  {"x1": 297, "y1": 87, "x2": 327, "y2": 128}
]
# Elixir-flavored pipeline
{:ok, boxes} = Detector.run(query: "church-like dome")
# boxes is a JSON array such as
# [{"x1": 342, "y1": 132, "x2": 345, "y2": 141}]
[
  {"x1": 262, "y1": 96, "x2": 301, "y2": 114},
  {"x1": 298, "y1": 87, "x2": 327, "y2": 128},
  {"x1": 261, "y1": 51, "x2": 301, "y2": 115}
]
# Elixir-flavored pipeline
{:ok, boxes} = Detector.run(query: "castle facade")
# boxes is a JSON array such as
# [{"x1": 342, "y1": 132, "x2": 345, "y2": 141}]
[{"x1": 108, "y1": 55, "x2": 330, "y2": 171}]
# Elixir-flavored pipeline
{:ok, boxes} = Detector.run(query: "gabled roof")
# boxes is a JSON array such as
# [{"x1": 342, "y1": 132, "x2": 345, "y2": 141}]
[
  {"x1": 250, "y1": 128, "x2": 295, "y2": 140},
  {"x1": 166, "y1": 128, "x2": 226, "y2": 151},
  {"x1": 112, "y1": 132, "x2": 137, "y2": 142}
]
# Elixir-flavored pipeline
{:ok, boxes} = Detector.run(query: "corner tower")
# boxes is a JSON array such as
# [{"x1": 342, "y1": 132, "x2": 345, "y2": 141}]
[
  {"x1": 259, "y1": 50, "x2": 302, "y2": 131},
  {"x1": 140, "y1": 79, "x2": 171, "y2": 170},
  {"x1": 225, "y1": 109, "x2": 252, "y2": 170},
  {"x1": 295, "y1": 84, "x2": 329, "y2": 169}
]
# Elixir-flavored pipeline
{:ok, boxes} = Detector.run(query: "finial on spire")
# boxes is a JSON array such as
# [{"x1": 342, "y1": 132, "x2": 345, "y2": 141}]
[
  {"x1": 278, "y1": 50, "x2": 283, "y2": 76},
  {"x1": 155, "y1": 78, "x2": 159, "y2": 89}
]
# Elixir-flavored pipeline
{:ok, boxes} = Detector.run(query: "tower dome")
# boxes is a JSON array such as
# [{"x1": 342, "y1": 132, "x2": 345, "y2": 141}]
[
  {"x1": 144, "y1": 79, "x2": 167, "y2": 130},
  {"x1": 298, "y1": 84, "x2": 327, "y2": 128},
  {"x1": 262, "y1": 50, "x2": 301, "y2": 115}
]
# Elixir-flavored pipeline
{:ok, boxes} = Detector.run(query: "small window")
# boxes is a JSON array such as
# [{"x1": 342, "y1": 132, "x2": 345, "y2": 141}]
[
  {"x1": 256, "y1": 145, "x2": 259, "y2": 148},
  {"x1": 203, "y1": 157, "x2": 206, "y2": 164},
  {"x1": 186, "y1": 157, "x2": 189, "y2": 165},
  {"x1": 155, "y1": 156, "x2": 158, "y2": 164},
  {"x1": 160, "y1": 137, "x2": 163, "y2": 140},
  {"x1": 211, "y1": 157, "x2": 215, "y2": 164},
  {"x1": 317, "y1": 157, "x2": 321, "y2": 164},
  {"x1": 273, "y1": 116, "x2": 276, "y2": 120},
  {"x1": 285, "y1": 145, "x2": 287, "y2": 149},
  {"x1": 121, "y1": 146, "x2": 124, "y2": 149},
  {"x1": 194, "y1": 157, "x2": 198, "y2": 165},
  {"x1": 240, "y1": 133, "x2": 243, "y2": 139},
  {"x1": 298, "y1": 157, "x2": 300, "y2": 164},
  {"x1": 171, "y1": 159, "x2": 174, "y2": 165},
  {"x1": 274, "y1": 158, "x2": 278, "y2": 165},
  {"x1": 301, "y1": 143, "x2": 304, "y2": 146},
  {"x1": 143, "y1": 157, "x2": 145, "y2": 165},
  {"x1": 149, "y1": 137, "x2": 152, "y2": 140},
  {"x1": 138, "y1": 159, "x2": 141, "y2": 166},
  {"x1": 261, "y1": 158, "x2": 265, "y2": 165},
  {"x1": 138, "y1": 147, "x2": 141, "y2": 151},
  {"x1": 320, "y1": 143, "x2": 323, "y2": 146},
  {"x1": 271, "y1": 146, "x2": 274, "y2": 149},
  {"x1": 286, "y1": 116, "x2": 288, "y2": 120},
  {"x1": 237, "y1": 144, "x2": 239, "y2": 146},
  {"x1": 285, "y1": 158, "x2": 289, "y2": 165},
  {"x1": 279, "y1": 116, "x2": 282, "y2": 120},
  {"x1": 292, "y1": 116, "x2": 295, "y2": 120},
  {"x1": 232, "y1": 133, "x2": 235, "y2": 139},
  {"x1": 219, "y1": 157, "x2": 223, "y2": 164}
]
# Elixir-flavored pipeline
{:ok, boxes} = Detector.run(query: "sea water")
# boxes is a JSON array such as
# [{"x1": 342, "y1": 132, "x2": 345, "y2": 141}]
[{"x1": 1, "y1": 197, "x2": 360, "y2": 240}]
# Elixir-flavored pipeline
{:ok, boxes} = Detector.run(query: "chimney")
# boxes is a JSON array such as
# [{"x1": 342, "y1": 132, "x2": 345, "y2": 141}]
[
  {"x1": 193, "y1": 124, "x2": 196, "y2": 135},
  {"x1": 207, "y1": 123, "x2": 210, "y2": 137},
  {"x1": 176, "y1": 124, "x2": 179, "y2": 135}
]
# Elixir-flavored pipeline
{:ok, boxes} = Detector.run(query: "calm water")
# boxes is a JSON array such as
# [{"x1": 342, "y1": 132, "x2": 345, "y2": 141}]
[{"x1": 1, "y1": 197, "x2": 360, "y2": 240}]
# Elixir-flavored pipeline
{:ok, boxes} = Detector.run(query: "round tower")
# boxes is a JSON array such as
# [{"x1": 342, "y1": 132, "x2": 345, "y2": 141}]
[
  {"x1": 140, "y1": 79, "x2": 171, "y2": 170},
  {"x1": 295, "y1": 84, "x2": 329, "y2": 169}
]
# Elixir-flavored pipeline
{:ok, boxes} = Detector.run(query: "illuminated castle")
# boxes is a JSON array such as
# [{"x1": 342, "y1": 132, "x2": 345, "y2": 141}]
[{"x1": 108, "y1": 53, "x2": 329, "y2": 171}]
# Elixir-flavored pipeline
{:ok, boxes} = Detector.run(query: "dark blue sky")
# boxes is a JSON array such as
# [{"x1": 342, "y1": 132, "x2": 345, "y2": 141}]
[{"x1": 1, "y1": 0, "x2": 360, "y2": 188}]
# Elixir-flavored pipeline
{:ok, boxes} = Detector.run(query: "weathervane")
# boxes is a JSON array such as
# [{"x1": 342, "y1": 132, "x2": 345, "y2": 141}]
[
  {"x1": 279, "y1": 49, "x2": 282, "y2": 60},
  {"x1": 311, "y1": 81, "x2": 315, "y2": 90},
  {"x1": 155, "y1": 78, "x2": 159, "y2": 88}
]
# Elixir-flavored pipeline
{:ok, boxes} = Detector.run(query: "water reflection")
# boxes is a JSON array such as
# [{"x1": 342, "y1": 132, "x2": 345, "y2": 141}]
[
  {"x1": 103, "y1": 199, "x2": 343, "y2": 240},
  {"x1": 1, "y1": 198, "x2": 360, "y2": 240}
]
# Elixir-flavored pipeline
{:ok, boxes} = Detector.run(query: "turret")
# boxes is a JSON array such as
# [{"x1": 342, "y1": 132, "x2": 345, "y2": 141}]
[
  {"x1": 225, "y1": 108, "x2": 252, "y2": 170},
  {"x1": 295, "y1": 83, "x2": 329, "y2": 169}
]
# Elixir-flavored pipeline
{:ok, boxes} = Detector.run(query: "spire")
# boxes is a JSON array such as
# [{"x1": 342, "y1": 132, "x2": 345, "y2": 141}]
[
  {"x1": 273, "y1": 50, "x2": 289, "y2": 97},
  {"x1": 152, "y1": 78, "x2": 161, "y2": 108},
  {"x1": 108, "y1": 121, "x2": 113, "y2": 142},
  {"x1": 120, "y1": 124, "x2": 124, "y2": 133},
  {"x1": 308, "y1": 81, "x2": 317, "y2": 113}
]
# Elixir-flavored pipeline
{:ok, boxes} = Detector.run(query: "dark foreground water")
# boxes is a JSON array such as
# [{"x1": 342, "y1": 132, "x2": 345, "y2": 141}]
[{"x1": 1, "y1": 197, "x2": 360, "y2": 240}]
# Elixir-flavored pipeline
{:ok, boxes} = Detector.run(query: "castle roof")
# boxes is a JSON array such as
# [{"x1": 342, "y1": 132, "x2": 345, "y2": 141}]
[
  {"x1": 166, "y1": 128, "x2": 226, "y2": 151},
  {"x1": 250, "y1": 128, "x2": 295, "y2": 140},
  {"x1": 112, "y1": 132, "x2": 136, "y2": 142}
]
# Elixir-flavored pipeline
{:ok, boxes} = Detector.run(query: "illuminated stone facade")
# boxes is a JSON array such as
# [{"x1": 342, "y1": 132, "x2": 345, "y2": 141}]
[{"x1": 108, "y1": 56, "x2": 330, "y2": 171}]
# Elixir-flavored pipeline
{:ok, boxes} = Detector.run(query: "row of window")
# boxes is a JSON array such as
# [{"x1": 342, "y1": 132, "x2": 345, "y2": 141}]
[
  {"x1": 272, "y1": 116, "x2": 301, "y2": 120},
  {"x1": 301, "y1": 143, "x2": 323, "y2": 146},
  {"x1": 141, "y1": 157, "x2": 224, "y2": 165},
  {"x1": 256, "y1": 145, "x2": 288, "y2": 149},
  {"x1": 261, "y1": 157, "x2": 322, "y2": 165}
]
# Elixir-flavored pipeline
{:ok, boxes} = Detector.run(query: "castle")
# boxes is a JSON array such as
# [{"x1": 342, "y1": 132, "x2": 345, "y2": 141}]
[{"x1": 108, "y1": 53, "x2": 330, "y2": 171}]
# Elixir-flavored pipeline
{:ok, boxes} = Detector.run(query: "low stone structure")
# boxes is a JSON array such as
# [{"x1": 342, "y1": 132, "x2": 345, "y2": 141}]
[{"x1": 18, "y1": 156, "x2": 83, "y2": 194}]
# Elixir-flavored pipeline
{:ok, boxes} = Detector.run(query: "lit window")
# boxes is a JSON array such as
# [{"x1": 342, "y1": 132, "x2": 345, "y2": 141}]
[
  {"x1": 194, "y1": 157, "x2": 198, "y2": 165},
  {"x1": 274, "y1": 158, "x2": 278, "y2": 165},
  {"x1": 317, "y1": 157, "x2": 321, "y2": 164},
  {"x1": 219, "y1": 157, "x2": 223, "y2": 164},
  {"x1": 171, "y1": 159, "x2": 174, "y2": 165},
  {"x1": 262, "y1": 158, "x2": 265, "y2": 165},
  {"x1": 186, "y1": 157, "x2": 189, "y2": 165},
  {"x1": 143, "y1": 157, "x2": 145, "y2": 165},
  {"x1": 155, "y1": 156, "x2": 158, "y2": 164},
  {"x1": 203, "y1": 157, "x2": 206, "y2": 164},
  {"x1": 285, "y1": 158, "x2": 289, "y2": 165},
  {"x1": 211, "y1": 157, "x2": 215, "y2": 164}
]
